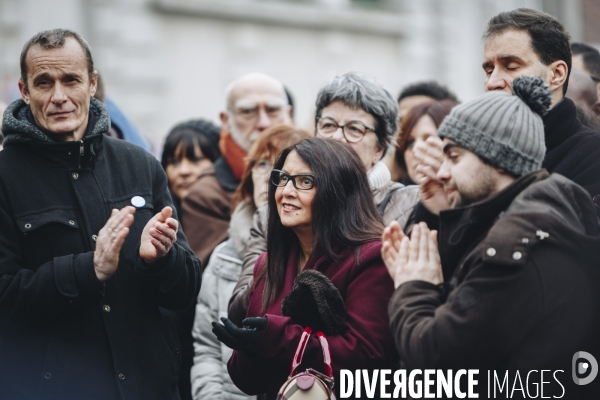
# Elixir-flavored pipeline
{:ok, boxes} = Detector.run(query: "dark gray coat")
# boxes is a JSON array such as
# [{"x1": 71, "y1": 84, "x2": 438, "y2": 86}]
[{"x1": 0, "y1": 98, "x2": 201, "y2": 400}]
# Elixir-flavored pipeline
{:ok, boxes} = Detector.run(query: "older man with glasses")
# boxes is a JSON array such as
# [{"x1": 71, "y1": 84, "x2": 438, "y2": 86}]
[
  {"x1": 228, "y1": 72, "x2": 419, "y2": 325},
  {"x1": 182, "y1": 73, "x2": 292, "y2": 267}
]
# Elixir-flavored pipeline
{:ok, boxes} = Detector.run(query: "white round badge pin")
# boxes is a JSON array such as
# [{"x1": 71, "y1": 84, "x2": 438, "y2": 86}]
[{"x1": 131, "y1": 196, "x2": 146, "y2": 208}]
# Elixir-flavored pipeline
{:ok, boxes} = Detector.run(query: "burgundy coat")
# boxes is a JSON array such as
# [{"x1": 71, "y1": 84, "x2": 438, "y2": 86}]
[{"x1": 227, "y1": 240, "x2": 398, "y2": 399}]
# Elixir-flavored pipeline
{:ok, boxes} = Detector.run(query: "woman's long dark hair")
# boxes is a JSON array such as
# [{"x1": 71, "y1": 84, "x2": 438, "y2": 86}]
[{"x1": 256, "y1": 138, "x2": 385, "y2": 310}]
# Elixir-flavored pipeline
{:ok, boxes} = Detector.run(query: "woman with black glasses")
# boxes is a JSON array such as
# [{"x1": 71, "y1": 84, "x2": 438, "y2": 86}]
[
  {"x1": 213, "y1": 138, "x2": 398, "y2": 399},
  {"x1": 191, "y1": 125, "x2": 309, "y2": 400}
]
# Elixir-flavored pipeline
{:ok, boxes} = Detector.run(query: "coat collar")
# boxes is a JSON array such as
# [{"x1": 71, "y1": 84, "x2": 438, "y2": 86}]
[
  {"x1": 438, "y1": 170, "x2": 549, "y2": 276},
  {"x1": 1, "y1": 98, "x2": 110, "y2": 169},
  {"x1": 367, "y1": 161, "x2": 391, "y2": 191},
  {"x1": 543, "y1": 97, "x2": 581, "y2": 152},
  {"x1": 2, "y1": 97, "x2": 110, "y2": 147}
]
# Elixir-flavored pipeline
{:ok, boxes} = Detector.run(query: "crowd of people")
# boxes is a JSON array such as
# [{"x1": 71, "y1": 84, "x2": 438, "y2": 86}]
[{"x1": 1, "y1": 6, "x2": 600, "y2": 400}]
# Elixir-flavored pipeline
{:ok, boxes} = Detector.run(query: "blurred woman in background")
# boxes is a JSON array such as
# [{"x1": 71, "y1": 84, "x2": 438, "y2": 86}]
[
  {"x1": 160, "y1": 118, "x2": 220, "y2": 400},
  {"x1": 161, "y1": 119, "x2": 221, "y2": 220},
  {"x1": 191, "y1": 125, "x2": 310, "y2": 400},
  {"x1": 215, "y1": 138, "x2": 398, "y2": 399},
  {"x1": 395, "y1": 99, "x2": 458, "y2": 232}
]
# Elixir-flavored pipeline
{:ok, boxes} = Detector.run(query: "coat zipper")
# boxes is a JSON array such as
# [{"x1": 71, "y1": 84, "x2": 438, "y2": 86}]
[{"x1": 78, "y1": 140, "x2": 84, "y2": 169}]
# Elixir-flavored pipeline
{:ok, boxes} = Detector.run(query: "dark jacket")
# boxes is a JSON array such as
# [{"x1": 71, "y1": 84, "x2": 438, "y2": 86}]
[
  {"x1": 388, "y1": 170, "x2": 600, "y2": 396},
  {"x1": 0, "y1": 98, "x2": 202, "y2": 400},
  {"x1": 228, "y1": 241, "x2": 398, "y2": 399},
  {"x1": 182, "y1": 157, "x2": 239, "y2": 266},
  {"x1": 543, "y1": 97, "x2": 600, "y2": 217}
]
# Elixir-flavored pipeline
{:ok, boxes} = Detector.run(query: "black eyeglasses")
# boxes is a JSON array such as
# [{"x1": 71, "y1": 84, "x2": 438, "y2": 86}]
[
  {"x1": 315, "y1": 117, "x2": 376, "y2": 143},
  {"x1": 271, "y1": 169, "x2": 315, "y2": 190}
]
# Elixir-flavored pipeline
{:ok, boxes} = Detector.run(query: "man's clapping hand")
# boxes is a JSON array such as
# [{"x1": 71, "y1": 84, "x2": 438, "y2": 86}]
[
  {"x1": 94, "y1": 207, "x2": 136, "y2": 281},
  {"x1": 382, "y1": 222, "x2": 443, "y2": 289},
  {"x1": 139, "y1": 206, "x2": 179, "y2": 264}
]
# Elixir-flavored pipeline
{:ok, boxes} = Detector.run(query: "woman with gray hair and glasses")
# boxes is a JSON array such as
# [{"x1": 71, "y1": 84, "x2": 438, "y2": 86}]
[
  {"x1": 228, "y1": 72, "x2": 419, "y2": 326},
  {"x1": 313, "y1": 72, "x2": 419, "y2": 225}
]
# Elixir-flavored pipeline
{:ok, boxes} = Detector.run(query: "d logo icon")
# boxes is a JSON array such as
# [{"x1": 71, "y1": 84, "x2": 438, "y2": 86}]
[{"x1": 572, "y1": 351, "x2": 598, "y2": 385}]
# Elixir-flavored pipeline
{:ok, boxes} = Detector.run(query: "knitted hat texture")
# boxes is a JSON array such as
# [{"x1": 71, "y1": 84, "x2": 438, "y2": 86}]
[{"x1": 437, "y1": 75, "x2": 551, "y2": 177}]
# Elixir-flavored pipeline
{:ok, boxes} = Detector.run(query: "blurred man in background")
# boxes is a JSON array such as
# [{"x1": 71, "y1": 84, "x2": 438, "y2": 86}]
[
  {"x1": 566, "y1": 69, "x2": 600, "y2": 123},
  {"x1": 182, "y1": 73, "x2": 292, "y2": 266},
  {"x1": 572, "y1": 42, "x2": 600, "y2": 99}
]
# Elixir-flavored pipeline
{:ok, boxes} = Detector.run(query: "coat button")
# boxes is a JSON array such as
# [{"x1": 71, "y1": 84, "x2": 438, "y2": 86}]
[
  {"x1": 103, "y1": 305, "x2": 111, "y2": 313},
  {"x1": 486, "y1": 247, "x2": 496, "y2": 257},
  {"x1": 176, "y1": 347, "x2": 180, "y2": 354},
  {"x1": 512, "y1": 251, "x2": 522, "y2": 260},
  {"x1": 118, "y1": 373, "x2": 125, "y2": 381},
  {"x1": 44, "y1": 372, "x2": 51, "y2": 379},
  {"x1": 69, "y1": 220, "x2": 75, "y2": 225},
  {"x1": 24, "y1": 223, "x2": 32, "y2": 229},
  {"x1": 92, "y1": 235, "x2": 98, "y2": 241},
  {"x1": 521, "y1": 238, "x2": 529, "y2": 244},
  {"x1": 72, "y1": 172, "x2": 79, "y2": 179}
]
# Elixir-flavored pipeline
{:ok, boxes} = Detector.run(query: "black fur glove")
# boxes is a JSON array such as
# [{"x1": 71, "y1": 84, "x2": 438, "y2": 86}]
[{"x1": 281, "y1": 270, "x2": 347, "y2": 335}]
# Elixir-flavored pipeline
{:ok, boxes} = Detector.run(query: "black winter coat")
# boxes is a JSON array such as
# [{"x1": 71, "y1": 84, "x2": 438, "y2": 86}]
[
  {"x1": 0, "y1": 99, "x2": 202, "y2": 400},
  {"x1": 543, "y1": 97, "x2": 600, "y2": 217},
  {"x1": 388, "y1": 171, "x2": 600, "y2": 397}
]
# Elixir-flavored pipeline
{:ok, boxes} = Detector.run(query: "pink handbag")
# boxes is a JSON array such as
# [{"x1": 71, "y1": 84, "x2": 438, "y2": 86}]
[{"x1": 277, "y1": 327, "x2": 336, "y2": 400}]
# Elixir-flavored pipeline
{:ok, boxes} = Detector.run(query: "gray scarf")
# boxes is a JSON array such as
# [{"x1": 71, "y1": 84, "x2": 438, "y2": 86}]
[{"x1": 1, "y1": 97, "x2": 110, "y2": 147}]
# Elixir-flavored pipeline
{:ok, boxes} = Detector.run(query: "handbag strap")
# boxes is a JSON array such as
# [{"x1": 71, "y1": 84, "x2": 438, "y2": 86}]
[
  {"x1": 289, "y1": 327, "x2": 334, "y2": 379},
  {"x1": 316, "y1": 331, "x2": 333, "y2": 378},
  {"x1": 290, "y1": 327, "x2": 312, "y2": 377}
]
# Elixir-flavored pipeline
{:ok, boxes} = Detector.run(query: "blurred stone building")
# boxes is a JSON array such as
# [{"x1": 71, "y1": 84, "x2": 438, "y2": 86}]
[{"x1": 0, "y1": 0, "x2": 597, "y2": 148}]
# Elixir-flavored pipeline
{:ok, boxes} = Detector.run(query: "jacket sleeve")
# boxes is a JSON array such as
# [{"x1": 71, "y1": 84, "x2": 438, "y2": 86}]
[
  {"x1": 388, "y1": 222, "x2": 545, "y2": 369},
  {"x1": 133, "y1": 159, "x2": 202, "y2": 311},
  {"x1": 227, "y1": 253, "x2": 398, "y2": 395},
  {"x1": 0, "y1": 202, "x2": 104, "y2": 323},
  {"x1": 191, "y1": 261, "x2": 224, "y2": 400},
  {"x1": 382, "y1": 185, "x2": 420, "y2": 230},
  {"x1": 228, "y1": 205, "x2": 268, "y2": 326}
]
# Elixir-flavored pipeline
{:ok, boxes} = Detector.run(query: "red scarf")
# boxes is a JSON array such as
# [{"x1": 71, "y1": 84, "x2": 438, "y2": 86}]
[{"x1": 219, "y1": 130, "x2": 247, "y2": 181}]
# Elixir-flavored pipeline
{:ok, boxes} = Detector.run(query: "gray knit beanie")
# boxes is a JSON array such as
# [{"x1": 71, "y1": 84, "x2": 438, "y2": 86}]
[{"x1": 437, "y1": 75, "x2": 551, "y2": 177}]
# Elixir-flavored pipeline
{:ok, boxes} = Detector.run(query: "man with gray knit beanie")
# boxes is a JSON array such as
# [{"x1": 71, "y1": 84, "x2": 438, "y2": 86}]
[{"x1": 384, "y1": 75, "x2": 600, "y2": 397}]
